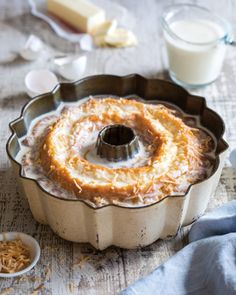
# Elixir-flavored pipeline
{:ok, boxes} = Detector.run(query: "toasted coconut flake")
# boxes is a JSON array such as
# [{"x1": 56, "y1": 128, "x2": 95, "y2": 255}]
[{"x1": 0, "y1": 239, "x2": 31, "y2": 274}]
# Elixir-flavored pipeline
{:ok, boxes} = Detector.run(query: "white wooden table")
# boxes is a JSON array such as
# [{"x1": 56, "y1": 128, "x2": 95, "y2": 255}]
[{"x1": 0, "y1": 1, "x2": 236, "y2": 294}]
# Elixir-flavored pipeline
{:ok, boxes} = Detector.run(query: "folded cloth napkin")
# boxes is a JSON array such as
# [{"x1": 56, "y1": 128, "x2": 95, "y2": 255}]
[{"x1": 121, "y1": 200, "x2": 236, "y2": 295}]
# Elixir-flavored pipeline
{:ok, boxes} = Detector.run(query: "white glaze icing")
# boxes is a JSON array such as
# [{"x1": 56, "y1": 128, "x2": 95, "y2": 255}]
[{"x1": 16, "y1": 96, "x2": 214, "y2": 207}]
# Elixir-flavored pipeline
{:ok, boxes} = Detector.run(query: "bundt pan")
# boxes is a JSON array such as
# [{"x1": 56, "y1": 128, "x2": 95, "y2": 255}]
[{"x1": 6, "y1": 74, "x2": 228, "y2": 250}]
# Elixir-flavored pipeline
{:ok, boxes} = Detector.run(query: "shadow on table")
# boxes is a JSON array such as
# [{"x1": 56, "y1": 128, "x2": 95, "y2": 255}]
[
  {"x1": 0, "y1": 92, "x2": 28, "y2": 112},
  {"x1": 145, "y1": 69, "x2": 170, "y2": 80}
]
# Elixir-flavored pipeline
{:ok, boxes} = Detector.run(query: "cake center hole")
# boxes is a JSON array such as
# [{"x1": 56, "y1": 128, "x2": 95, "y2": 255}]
[{"x1": 101, "y1": 125, "x2": 135, "y2": 146}]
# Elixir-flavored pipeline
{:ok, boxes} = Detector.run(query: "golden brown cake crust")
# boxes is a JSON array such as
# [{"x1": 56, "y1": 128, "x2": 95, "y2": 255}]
[{"x1": 39, "y1": 97, "x2": 213, "y2": 205}]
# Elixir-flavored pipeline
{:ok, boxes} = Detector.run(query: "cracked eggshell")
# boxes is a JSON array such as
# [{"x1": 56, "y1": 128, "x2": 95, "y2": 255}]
[
  {"x1": 25, "y1": 69, "x2": 58, "y2": 98},
  {"x1": 54, "y1": 55, "x2": 87, "y2": 81},
  {"x1": 20, "y1": 35, "x2": 44, "y2": 61}
]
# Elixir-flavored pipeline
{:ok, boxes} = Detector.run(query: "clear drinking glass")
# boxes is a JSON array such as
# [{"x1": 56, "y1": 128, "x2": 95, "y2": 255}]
[{"x1": 161, "y1": 4, "x2": 233, "y2": 88}]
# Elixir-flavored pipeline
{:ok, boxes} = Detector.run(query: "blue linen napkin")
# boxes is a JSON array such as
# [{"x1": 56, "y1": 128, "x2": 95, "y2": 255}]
[{"x1": 121, "y1": 200, "x2": 236, "y2": 295}]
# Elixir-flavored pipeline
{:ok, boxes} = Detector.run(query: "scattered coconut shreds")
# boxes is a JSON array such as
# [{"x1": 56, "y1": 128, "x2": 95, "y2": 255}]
[
  {"x1": 17, "y1": 274, "x2": 42, "y2": 284},
  {"x1": 68, "y1": 282, "x2": 79, "y2": 293},
  {"x1": 41, "y1": 265, "x2": 52, "y2": 282},
  {"x1": 29, "y1": 283, "x2": 45, "y2": 295},
  {"x1": 73, "y1": 255, "x2": 91, "y2": 268},
  {"x1": 0, "y1": 287, "x2": 14, "y2": 295}
]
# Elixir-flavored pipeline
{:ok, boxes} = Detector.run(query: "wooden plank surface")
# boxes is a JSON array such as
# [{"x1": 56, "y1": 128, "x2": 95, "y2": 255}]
[{"x1": 0, "y1": 0, "x2": 236, "y2": 294}]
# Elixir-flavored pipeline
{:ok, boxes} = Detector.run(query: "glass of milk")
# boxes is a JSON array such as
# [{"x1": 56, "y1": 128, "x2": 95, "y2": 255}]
[{"x1": 161, "y1": 4, "x2": 233, "y2": 87}]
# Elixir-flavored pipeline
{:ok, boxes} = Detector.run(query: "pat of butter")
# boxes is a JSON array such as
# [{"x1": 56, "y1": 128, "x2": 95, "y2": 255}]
[{"x1": 47, "y1": 0, "x2": 106, "y2": 33}]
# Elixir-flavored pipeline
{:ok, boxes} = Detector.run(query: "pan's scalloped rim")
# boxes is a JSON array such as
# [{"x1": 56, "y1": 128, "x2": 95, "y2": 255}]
[{"x1": 6, "y1": 74, "x2": 229, "y2": 210}]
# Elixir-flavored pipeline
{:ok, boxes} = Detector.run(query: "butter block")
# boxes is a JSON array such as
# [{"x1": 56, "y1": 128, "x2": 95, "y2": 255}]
[
  {"x1": 47, "y1": 0, "x2": 106, "y2": 33},
  {"x1": 94, "y1": 34, "x2": 107, "y2": 47},
  {"x1": 105, "y1": 28, "x2": 138, "y2": 48},
  {"x1": 91, "y1": 19, "x2": 117, "y2": 36}
]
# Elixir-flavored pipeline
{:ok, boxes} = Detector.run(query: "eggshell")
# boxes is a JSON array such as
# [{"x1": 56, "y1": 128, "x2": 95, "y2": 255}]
[
  {"x1": 25, "y1": 69, "x2": 58, "y2": 98},
  {"x1": 20, "y1": 35, "x2": 44, "y2": 61},
  {"x1": 54, "y1": 55, "x2": 87, "y2": 81}
]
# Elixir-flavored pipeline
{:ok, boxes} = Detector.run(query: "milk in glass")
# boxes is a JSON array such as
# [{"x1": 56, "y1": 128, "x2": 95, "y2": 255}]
[{"x1": 164, "y1": 19, "x2": 226, "y2": 86}]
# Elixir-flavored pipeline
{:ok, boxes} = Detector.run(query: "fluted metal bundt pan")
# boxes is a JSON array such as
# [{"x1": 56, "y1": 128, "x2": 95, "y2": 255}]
[{"x1": 6, "y1": 74, "x2": 228, "y2": 250}]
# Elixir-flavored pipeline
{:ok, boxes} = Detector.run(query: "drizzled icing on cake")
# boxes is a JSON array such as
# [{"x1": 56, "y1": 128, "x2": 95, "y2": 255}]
[{"x1": 16, "y1": 96, "x2": 215, "y2": 207}]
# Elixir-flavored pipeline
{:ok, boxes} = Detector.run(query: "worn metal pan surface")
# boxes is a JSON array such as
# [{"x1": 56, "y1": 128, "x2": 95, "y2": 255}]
[{"x1": 6, "y1": 74, "x2": 228, "y2": 250}]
